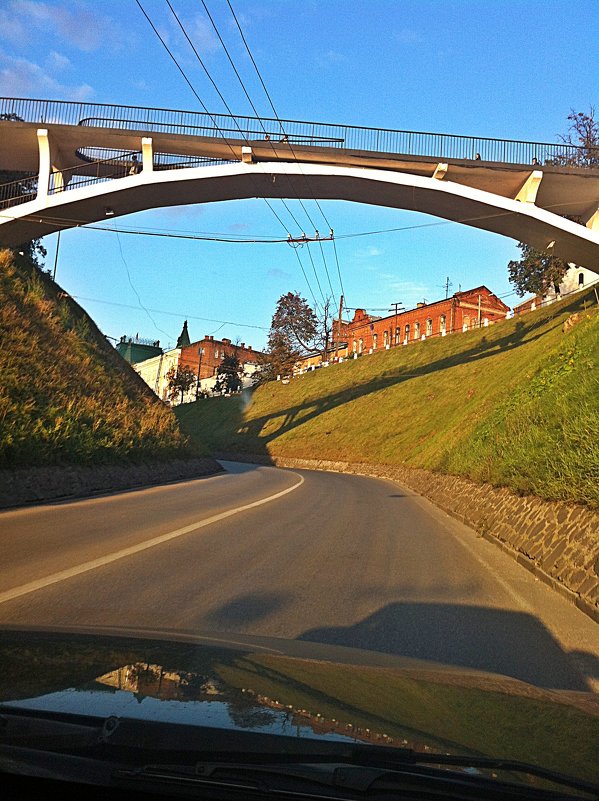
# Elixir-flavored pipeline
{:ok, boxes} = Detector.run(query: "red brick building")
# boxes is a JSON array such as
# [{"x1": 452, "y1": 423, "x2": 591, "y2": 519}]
[
  {"x1": 340, "y1": 286, "x2": 510, "y2": 354},
  {"x1": 179, "y1": 334, "x2": 261, "y2": 381}
]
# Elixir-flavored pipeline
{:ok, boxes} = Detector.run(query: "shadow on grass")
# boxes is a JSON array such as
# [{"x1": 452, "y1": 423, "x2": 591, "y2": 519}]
[
  {"x1": 298, "y1": 601, "x2": 597, "y2": 691},
  {"x1": 178, "y1": 290, "x2": 593, "y2": 458}
]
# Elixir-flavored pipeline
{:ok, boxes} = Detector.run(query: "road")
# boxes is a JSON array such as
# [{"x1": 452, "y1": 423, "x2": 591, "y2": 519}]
[{"x1": 0, "y1": 461, "x2": 597, "y2": 692}]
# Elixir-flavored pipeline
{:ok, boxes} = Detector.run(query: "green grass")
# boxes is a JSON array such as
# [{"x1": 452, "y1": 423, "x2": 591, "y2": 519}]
[
  {"x1": 0, "y1": 249, "x2": 207, "y2": 467},
  {"x1": 176, "y1": 288, "x2": 599, "y2": 507}
]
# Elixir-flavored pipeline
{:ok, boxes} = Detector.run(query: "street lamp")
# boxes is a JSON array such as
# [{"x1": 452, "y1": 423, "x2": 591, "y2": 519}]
[{"x1": 195, "y1": 347, "x2": 204, "y2": 399}]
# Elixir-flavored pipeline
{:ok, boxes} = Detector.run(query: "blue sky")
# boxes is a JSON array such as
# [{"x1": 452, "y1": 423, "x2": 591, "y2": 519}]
[{"x1": 1, "y1": 0, "x2": 597, "y2": 350}]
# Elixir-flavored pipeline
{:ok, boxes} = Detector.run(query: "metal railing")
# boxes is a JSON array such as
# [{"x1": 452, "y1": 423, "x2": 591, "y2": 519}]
[
  {"x1": 0, "y1": 173, "x2": 38, "y2": 210},
  {"x1": 49, "y1": 150, "x2": 138, "y2": 194},
  {"x1": 0, "y1": 96, "x2": 592, "y2": 167}
]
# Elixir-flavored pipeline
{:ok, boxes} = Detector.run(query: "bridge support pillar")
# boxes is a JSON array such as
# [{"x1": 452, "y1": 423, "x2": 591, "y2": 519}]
[
  {"x1": 141, "y1": 137, "x2": 153, "y2": 172},
  {"x1": 36, "y1": 129, "x2": 51, "y2": 201},
  {"x1": 242, "y1": 146, "x2": 254, "y2": 164},
  {"x1": 37, "y1": 128, "x2": 72, "y2": 197},
  {"x1": 515, "y1": 170, "x2": 543, "y2": 203},
  {"x1": 585, "y1": 207, "x2": 599, "y2": 231}
]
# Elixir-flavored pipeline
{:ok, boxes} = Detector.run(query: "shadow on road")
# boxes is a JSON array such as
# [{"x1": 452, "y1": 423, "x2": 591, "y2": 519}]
[
  {"x1": 205, "y1": 591, "x2": 289, "y2": 627},
  {"x1": 298, "y1": 602, "x2": 596, "y2": 691}
]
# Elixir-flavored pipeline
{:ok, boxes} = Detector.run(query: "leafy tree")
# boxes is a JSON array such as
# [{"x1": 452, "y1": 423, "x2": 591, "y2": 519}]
[
  {"x1": 213, "y1": 351, "x2": 243, "y2": 394},
  {"x1": 166, "y1": 365, "x2": 197, "y2": 405},
  {"x1": 258, "y1": 291, "x2": 334, "y2": 382},
  {"x1": 554, "y1": 107, "x2": 599, "y2": 167},
  {"x1": 508, "y1": 242, "x2": 570, "y2": 298},
  {"x1": 508, "y1": 108, "x2": 598, "y2": 296}
]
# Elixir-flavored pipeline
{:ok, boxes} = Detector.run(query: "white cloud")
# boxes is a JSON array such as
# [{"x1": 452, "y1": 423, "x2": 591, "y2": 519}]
[
  {"x1": 0, "y1": 50, "x2": 93, "y2": 99},
  {"x1": 46, "y1": 51, "x2": 71, "y2": 72},
  {"x1": 2, "y1": 1, "x2": 120, "y2": 52}
]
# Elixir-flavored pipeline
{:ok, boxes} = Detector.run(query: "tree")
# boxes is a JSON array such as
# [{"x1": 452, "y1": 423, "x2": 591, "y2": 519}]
[
  {"x1": 508, "y1": 242, "x2": 570, "y2": 298},
  {"x1": 213, "y1": 351, "x2": 243, "y2": 395},
  {"x1": 507, "y1": 108, "x2": 598, "y2": 296},
  {"x1": 258, "y1": 291, "x2": 333, "y2": 382},
  {"x1": 166, "y1": 365, "x2": 197, "y2": 405},
  {"x1": 555, "y1": 107, "x2": 599, "y2": 167}
]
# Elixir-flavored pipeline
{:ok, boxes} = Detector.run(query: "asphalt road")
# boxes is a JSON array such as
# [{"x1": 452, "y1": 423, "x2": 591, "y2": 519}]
[{"x1": 0, "y1": 461, "x2": 597, "y2": 692}]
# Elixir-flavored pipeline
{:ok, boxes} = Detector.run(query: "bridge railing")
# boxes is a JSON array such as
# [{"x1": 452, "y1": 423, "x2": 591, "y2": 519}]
[
  {"x1": 1, "y1": 96, "x2": 591, "y2": 167},
  {"x1": 0, "y1": 173, "x2": 38, "y2": 211}
]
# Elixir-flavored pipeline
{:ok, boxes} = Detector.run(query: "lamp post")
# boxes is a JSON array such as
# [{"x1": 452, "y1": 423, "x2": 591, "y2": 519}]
[{"x1": 195, "y1": 347, "x2": 204, "y2": 399}]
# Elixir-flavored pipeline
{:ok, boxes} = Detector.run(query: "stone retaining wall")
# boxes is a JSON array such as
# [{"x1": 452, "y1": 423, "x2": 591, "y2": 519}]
[
  {"x1": 0, "y1": 457, "x2": 223, "y2": 510},
  {"x1": 216, "y1": 453, "x2": 599, "y2": 623}
]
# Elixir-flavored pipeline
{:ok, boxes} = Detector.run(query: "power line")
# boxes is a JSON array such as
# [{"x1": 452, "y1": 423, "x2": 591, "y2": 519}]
[
  {"x1": 135, "y1": 0, "x2": 318, "y2": 302},
  {"x1": 224, "y1": 0, "x2": 343, "y2": 302},
  {"x1": 70, "y1": 293, "x2": 269, "y2": 330}
]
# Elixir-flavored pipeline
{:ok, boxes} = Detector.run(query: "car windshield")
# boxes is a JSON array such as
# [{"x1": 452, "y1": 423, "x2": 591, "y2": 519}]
[{"x1": 0, "y1": 2, "x2": 598, "y2": 800}]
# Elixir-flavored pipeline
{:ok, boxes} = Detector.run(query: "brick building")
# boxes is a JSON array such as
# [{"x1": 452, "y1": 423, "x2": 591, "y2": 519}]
[
  {"x1": 132, "y1": 322, "x2": 262, "y2": 403},
  {"x1": 340, "y1": 286, "x2": 510, "y2": 355},
  {"x1": 178, "y1": 333, "x2": 260, "y2": 382}
]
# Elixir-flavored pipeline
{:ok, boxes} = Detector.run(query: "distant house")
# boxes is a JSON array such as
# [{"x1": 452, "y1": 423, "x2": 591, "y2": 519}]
[
  {"x1": 116, "y1": 334, "x2": 162, "y2": 364},
  {"x1": 130, "y1": 321, "x2": 263, "y2": 404},
  {"x1": 513, "y1": 265, "x2": 598, "y2": 316}
]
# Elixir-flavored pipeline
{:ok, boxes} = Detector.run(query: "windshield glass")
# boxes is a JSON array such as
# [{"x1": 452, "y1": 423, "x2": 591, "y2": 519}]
[{"x1": 0, "y1": 1, "x2": 598, "y2": 799}]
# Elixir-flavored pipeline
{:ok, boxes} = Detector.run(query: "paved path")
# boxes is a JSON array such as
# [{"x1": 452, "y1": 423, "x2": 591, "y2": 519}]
[{"x1": 0, "y1": 461, "x2": 597, "y2": 691}]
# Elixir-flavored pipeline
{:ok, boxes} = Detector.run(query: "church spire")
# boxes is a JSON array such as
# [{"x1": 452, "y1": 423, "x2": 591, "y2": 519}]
[{"x1": 176, "y1": 320, "x2": 190, "y2": 348}]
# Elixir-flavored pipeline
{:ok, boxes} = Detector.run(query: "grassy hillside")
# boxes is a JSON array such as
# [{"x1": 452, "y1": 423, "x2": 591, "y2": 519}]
[
  {"x1": 176, "y1": 287, "x2": 599, "y2": 507},
  {"x1": 0, "y1": 249, "x2": 207, "y2": 467}
]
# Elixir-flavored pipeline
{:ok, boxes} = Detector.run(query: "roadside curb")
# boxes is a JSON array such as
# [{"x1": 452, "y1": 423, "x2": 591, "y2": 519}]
[{"x1": 0, "y1": 457, "x2": 224, "y2": 511}]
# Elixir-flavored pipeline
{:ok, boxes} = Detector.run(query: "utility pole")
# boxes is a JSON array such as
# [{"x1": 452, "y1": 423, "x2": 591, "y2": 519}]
[
  {"x1": 335, "y1": 294, "x2": 344, "y2": 357},
  {"x1": 195, "y1": 346, "x2": 204, "y2": 400},
  {"x1": 52, "y1": 229, "x2": 61, "y2": 281},
  {"x1": 389, "y1": 301, "x2": 404, "y2": 345},
  {"x1": 443, "y1": 276, "x2": 452, "y2": 299}
]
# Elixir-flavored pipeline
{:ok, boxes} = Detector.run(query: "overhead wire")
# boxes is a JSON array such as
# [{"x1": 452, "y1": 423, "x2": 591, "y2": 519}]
[
  {"x1": 142, "y1": 0, "x2": 326, "y2": 306},
  {"x1": 225, "y1": 0, "x2": 345, "y2": 302},
  {"x1": 162, "y1": 0, "x2": 324, "y2": 308}
]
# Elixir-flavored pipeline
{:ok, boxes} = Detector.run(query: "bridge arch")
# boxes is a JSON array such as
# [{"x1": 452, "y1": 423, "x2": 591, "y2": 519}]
[{"x1": 1, "y1": 158, "x2": 599, "y2": 273}]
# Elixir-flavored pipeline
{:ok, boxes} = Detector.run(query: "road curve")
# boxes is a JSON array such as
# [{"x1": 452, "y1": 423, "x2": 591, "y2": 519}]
[{"x1": 0, "y1": 461, "x2": 597, "y2": 691}]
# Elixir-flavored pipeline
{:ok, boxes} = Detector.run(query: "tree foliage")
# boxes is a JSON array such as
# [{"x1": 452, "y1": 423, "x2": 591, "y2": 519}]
[
  {"x1": 213, "y1": 351, "x2": 243, "y2": 394},
  {"x1": 555, "y1": 107, "x2": 599, "y2": 167},
  {"x1": 507, "y1": 242, "x2": 570, "y2": 298},
  {"x1": 258, "y1": 291, "x2": 334, "y2": 382},
  {"x1": 166, "y1": 365, "x2": 197, "y2": 405}
]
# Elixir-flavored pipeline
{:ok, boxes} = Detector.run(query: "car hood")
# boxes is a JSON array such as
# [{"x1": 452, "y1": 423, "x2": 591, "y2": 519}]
[{"x1": 0, "y1": 624, "x2": 597, "y2": 786}]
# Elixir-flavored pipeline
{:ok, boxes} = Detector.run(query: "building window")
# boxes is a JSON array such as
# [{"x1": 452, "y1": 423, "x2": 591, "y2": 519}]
[
  {"x1": 414, "y1": 321, "x2": 420, "y2": 339},
  {"x1": 352, "y1": 339, "x2": 357, "y2": 353},
  {"x1": 359, "y1": 338, "x2": 363, "y2": 353},
  {"x1": 440, "y1": 314, "x2": 447, "y2": 334},
  {"x1": 373, "y1": 333, "x2": 378, "y2": 349},
  {"x1": 426, "y1": 318, "x2": 432, "y2": 336},
  {"x1": 395, "y1": 326, "x2": 400, "y2": 344},
  {"x1": 405, "y1": 323, "x2": 410, "y2": 340},
  {"x1": 463, "y1": 316, "x2": 470, "y2": 331},
  {"x1": 214, "y1": 349, "x2": 219, "y2": 358},
  {"x1": 383, "y1": 331, "x2": 388, "y2": 347},
  {"x1": 579, "y1": 272, "x2": 585, "y2": 286}
]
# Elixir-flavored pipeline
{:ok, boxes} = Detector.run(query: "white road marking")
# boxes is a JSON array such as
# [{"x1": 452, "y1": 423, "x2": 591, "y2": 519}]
[{"x1": 0, "y1": 472, "x2": 304, "y2": 606}]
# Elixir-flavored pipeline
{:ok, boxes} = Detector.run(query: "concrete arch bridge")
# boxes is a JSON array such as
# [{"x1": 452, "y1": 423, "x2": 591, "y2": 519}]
[{"x1": 1, "y1": 97, "x2": 598, "y2": 272}]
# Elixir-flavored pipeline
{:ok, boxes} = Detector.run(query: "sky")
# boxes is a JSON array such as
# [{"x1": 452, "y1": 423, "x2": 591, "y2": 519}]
[{"x1": 1, "y1": 0, "x2": 597, "y2": 351}]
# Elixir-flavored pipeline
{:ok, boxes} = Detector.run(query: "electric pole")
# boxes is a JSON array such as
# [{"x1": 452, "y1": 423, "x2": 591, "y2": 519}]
[
  {"x1": 442, "y1": 276, "x2": 452, "y2": 299},
  {"x1": 389, "y1": 301, "x2": 404, "y2": 345},
  {"x1": 335, "y1": 294, "x2": 344, "y2": 357}
]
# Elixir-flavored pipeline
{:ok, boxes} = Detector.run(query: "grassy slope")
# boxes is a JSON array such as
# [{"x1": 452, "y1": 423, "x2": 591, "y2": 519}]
[
  {"x1": 177, "y1": 288, "x2": 599, "y2": 507},
  {"x1": 0, "y1": 249, "x2": 207, "y2": 467}
]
